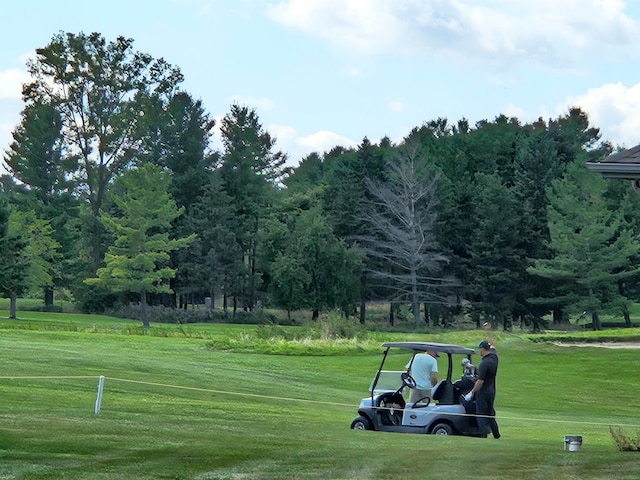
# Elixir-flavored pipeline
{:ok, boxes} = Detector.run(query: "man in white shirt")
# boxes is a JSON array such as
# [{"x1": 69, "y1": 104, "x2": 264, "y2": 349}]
[{"x1": 405, "y1": 349, "x2": 439, "y2": 403}]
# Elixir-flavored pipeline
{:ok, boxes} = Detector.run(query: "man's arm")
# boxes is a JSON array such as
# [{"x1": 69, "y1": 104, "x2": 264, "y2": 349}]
[
  {"x1": 469, "y1": 378, "x2": 484, "y2": 395},
  {"x1": 463, "y1": 378, "x2": 484, "y2": 401}
]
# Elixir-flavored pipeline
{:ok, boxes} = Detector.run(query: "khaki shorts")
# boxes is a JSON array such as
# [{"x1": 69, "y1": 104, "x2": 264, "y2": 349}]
[{"x1": 409, "y1": 388, "x2": 432, "y2": 404}]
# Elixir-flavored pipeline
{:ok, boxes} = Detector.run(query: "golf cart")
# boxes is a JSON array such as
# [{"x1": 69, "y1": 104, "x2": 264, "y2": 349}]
[{"x1": 350, "y1": 342, "x2": 481, "y2": 436}]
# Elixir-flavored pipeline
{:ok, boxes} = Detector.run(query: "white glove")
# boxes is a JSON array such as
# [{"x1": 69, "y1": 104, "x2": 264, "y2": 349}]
[{"x1": 464, "y1": 392, "x2": 473, "y2": 402}]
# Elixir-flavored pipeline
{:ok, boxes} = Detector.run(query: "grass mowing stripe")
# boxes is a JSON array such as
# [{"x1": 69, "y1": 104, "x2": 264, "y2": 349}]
[
  {"x1": 1, "y1": 313, "x2": 640, "y2": 478},
  {"x1": 5, "y1": 373, "x2": 638, "y2": 430}
]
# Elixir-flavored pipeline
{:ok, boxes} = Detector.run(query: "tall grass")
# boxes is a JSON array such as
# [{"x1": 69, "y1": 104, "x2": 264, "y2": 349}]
[{"x1": 0, "y1": 310, "x2": 639, "y2": 479}]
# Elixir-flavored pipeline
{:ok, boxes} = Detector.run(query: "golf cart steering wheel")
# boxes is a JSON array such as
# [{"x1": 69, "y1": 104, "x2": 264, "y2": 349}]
[{"x1": 401, "y1": 372, "x2": 416, "y2": 389}]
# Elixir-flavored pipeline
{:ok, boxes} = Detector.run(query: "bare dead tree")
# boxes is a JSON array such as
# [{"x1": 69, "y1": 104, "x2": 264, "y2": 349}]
[{"x1": 358, "y1": 144, "x2": 455, "y2": 326}]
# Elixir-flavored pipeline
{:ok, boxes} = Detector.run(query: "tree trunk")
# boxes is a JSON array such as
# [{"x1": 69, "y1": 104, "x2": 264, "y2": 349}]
[
  {"x1": 388, "y1": 303, "x2": 395, "y2": 327},
  {"x1": 532, "y1": 316, "x2": 542, "y2": 333},
  {"x1": 619, "y1": 280, "x2": 631, "y2": 327},
  {"x1": 247, "y1": 215, "x2": 259, "y2": 311},
  {"x1": 89, "y1": 214, "x2": 104, "y2": 275},
  {"x1": 9, "y1": 294, "x2": 17, "y2": 319},
  {"x1": 359, "y1": 299, "x2": 366, "y2": 324},
  {"x1": 471, "y1": 309, "x2": 481, "y2": 328},
  {"x1": 503, "y1": 315, "x2": 513, "y2": 332},
  {"x1": 623, "y1": 308, "x2": 632, "y2": 328},
  {"x1": 140, "y1": 291, "x2": 150, "y2": 328},
  {"x1": 232, "y1": 296, "x2": 238, "y2": 321},
  {"x1": 44, "y1": 286, "x2": 54, "y2": 308},
  {"x1": 411, "y1": 266, "x2": 420, "y2": 326},
  {"x1": 591, "y1": 311, "x2": 601, "y2": 331}
]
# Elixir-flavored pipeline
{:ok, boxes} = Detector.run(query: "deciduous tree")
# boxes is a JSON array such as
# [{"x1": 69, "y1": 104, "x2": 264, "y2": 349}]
[
  {"x1": 0, "y1": 200, "x2": 29, "y2": 318},
  {"x1": 267, "y1": 203, "x2": 363, "y2": 320},
  {"x1": 359, "y1": 143, "x2": 452, "y2": 326},
  {"x1": 23, "y1": 32, "x2": 183, "y2": 273}
]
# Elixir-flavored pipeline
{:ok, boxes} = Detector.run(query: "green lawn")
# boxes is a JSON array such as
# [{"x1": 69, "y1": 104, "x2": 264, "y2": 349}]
[{"x1": 0, "y1": 310, "x2": 639, "y2": 479}]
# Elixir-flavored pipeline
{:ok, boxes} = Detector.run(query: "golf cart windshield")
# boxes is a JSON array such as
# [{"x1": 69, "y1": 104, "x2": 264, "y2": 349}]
[{"x1": 370, "y1": 370, "x2": 404, "y2": 396}]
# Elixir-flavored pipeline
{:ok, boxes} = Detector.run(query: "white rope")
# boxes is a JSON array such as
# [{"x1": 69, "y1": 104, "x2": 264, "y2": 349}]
[{"x1": 2, "y1": 375, "x2": 639, "y2": 428}]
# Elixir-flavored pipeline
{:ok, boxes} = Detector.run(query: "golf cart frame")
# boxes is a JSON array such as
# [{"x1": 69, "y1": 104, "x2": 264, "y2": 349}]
[{"x1": 350, "y1": 342, "x2": 481, "y2": 436}]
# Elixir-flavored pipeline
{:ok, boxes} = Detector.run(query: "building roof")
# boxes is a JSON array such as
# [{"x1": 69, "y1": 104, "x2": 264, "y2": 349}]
[{"x1": 587, "y1": 144, "x2": 640, "y2": 179}]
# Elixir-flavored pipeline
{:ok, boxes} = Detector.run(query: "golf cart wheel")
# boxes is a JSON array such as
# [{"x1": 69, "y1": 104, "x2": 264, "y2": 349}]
[
  {"x1": 431, "y1": 422, "x2": 454, "y2": 435},
  {"x1": 351, "y1": 416, "x2": 372, "y2": 430}
]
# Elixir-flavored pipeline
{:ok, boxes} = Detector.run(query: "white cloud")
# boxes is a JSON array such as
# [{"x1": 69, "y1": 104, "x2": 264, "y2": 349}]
[
  {"x1": 266, "y1": 125, "x2": 358, "y2": 164},
  {"x1": 493, "y1": 83, "x2": 640, "y2": 148},
  {"x1": 208, "y1": 116, "x2": 355, "y2": 166},
  {"x1": 266, "y1": 123, "x2": 302, "y2": 165},
  {"x1": 267, "y1": 0, "x2": 640, "y2": 70},
  {"x1": 267, "y1": 0, "x2": 405, "y2": 55},
  {"x1": 566, "y1": 82, "x2": 640, "y2": 148},
  {"x1": 268, "y1": 123, "x2": 297, "y2": 146},
  {"x1": 298, "y1": 130, "x2": 357, "y2": 154},
  {"x1": 501, "y1": 102, "x2": 528, "y2": 121},
  {"x1": 0, "y1": 68, "x2": 29, "y2": 100},
  {"x1": 0, "y1": 118, "x2": 15, "y2": 173}
]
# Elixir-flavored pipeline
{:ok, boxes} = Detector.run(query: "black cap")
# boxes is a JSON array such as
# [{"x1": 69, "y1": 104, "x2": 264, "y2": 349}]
[{"x1": 478, "y1": 340, "x2": 490, "y2": 350}]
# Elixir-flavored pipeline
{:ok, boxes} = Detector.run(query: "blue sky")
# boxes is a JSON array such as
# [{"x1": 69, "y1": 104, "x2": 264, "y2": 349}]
[{"x1": 2, "y1": 0, "x2": 640, "y2": 169}]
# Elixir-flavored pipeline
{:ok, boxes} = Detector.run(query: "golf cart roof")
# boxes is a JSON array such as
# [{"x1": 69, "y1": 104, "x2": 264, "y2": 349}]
[{"x1": 381, "y1": 342, "x2": 475, "y2": 355}]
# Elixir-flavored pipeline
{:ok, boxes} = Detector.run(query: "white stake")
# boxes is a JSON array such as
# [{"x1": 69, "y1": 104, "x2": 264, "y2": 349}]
[{"x1": 95, "y1": 375, "x2": 105, "y2": 415}]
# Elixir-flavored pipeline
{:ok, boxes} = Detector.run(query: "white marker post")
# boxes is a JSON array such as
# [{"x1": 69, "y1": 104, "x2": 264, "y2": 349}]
[{"x1": 94, "y1": 375, "x2": 105, "y2": 415}]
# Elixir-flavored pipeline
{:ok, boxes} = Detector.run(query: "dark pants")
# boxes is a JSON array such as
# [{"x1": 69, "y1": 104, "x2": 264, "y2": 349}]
[{"x1": 475, "y1": 389, "x2": 500, "y2": 438}]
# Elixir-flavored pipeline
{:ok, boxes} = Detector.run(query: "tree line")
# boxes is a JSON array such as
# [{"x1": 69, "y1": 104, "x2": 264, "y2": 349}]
[{"x1": 2, "y1": 31, "x2": 639, "y2": 330}]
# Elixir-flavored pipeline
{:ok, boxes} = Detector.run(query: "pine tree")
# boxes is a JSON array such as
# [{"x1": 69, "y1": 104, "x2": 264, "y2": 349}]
[
  {"x1": 528, "y1": 160, "x2": 640, "y2": 330},
  {"x1": 85, "y1": 164, "x2": 194, "y2": 327}
]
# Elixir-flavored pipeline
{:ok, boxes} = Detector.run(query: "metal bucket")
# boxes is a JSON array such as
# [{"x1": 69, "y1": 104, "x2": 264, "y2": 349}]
[{"x1": 564, "y1": 435, "x2": 583, "y2": 451}]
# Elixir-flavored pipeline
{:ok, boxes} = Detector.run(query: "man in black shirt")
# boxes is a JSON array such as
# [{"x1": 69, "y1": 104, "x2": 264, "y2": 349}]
[{"x1": 464, "y1": 340, "x2": 500, "y2": 439}]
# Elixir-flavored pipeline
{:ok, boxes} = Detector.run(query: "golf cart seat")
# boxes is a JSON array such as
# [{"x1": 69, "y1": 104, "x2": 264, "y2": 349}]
[{"x1": 432, "y1": 380, "x2": 455, "y2": 405}]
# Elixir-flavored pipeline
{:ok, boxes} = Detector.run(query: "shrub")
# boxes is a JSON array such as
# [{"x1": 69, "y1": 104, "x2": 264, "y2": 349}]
[
  {"x1": 203, "y1": 311, "x2": 373, "y2": 355},
  {"x1": 105, "y1": 303, "x2": 279, "y2": 325},
  {"x1": 313, "y1": 311, "x2": 368, "y2": 340},
  {"x1": 610, "y1": 427, "x2": 640, "y2": 451},
  {"x1": 75, "y1": 284, "x2": 122, "y2": 313}
]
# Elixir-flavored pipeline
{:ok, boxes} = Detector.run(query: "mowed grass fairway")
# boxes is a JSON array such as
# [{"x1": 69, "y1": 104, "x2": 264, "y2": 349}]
[{"x1": 0, "y1": 311, "x2": 639, "y2": 479}]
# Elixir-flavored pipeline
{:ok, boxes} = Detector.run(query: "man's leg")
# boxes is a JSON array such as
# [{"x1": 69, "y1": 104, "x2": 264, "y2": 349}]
[
  {"x1": 409, "y1": 388, "x2": 431, "y2": 404},
  {"x1": 474, "y1": 394, "x2": 490, "y2": 438},
  {"x1": 487, "y1": 397, "x2": 500, "y2": 439},
  {"x1": 477, "y1": 393, "x2": 500, "y2": 438}
]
